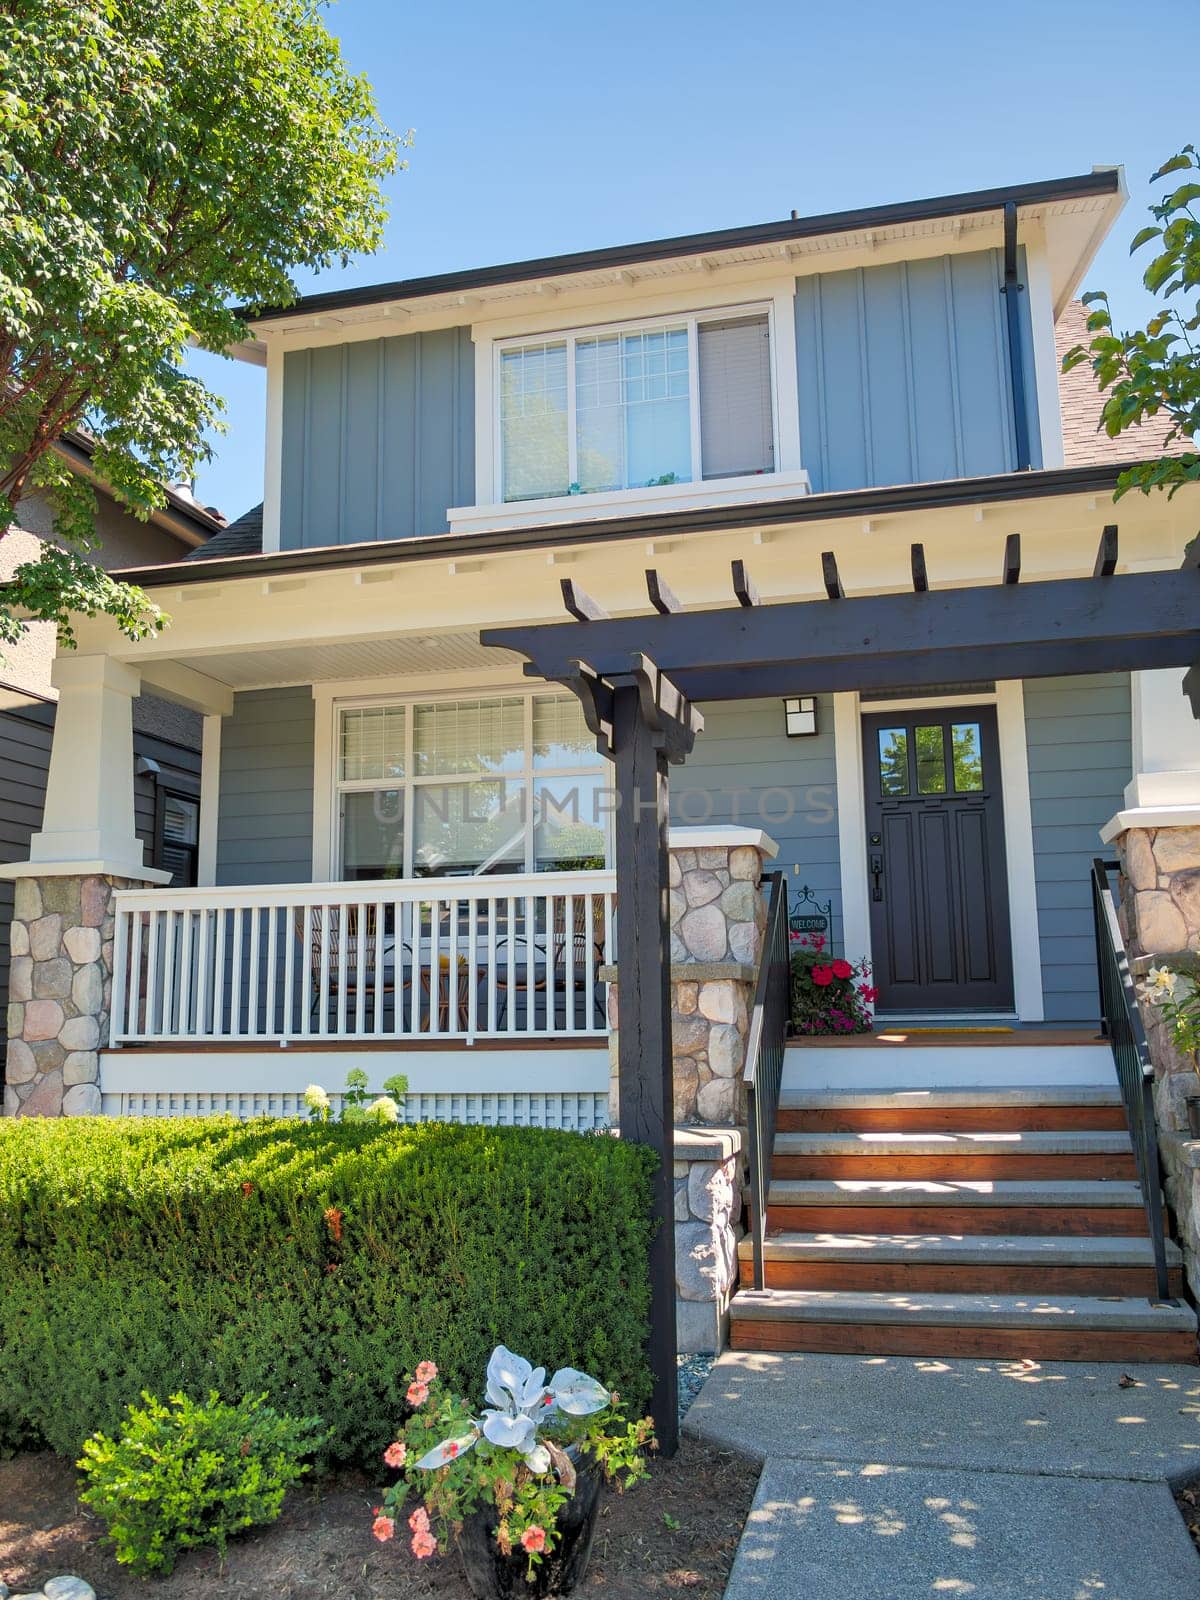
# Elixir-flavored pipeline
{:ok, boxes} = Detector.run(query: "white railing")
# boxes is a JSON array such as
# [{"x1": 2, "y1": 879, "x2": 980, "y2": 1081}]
[{"x1": 110, "y1": 872, "x2": 616, "y2": 1046}]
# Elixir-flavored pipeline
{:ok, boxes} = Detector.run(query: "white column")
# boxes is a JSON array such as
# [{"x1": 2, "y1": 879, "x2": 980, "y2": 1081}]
[
  {"x1": 197, "y1": 713, "x2": 222, "y2": 886},
  {"x1": 1125, "y1": 668, "x2": 1200, "y2": 809},
  {"x1": 24, "y1": 654, "x2": 165, "y2": 881}
]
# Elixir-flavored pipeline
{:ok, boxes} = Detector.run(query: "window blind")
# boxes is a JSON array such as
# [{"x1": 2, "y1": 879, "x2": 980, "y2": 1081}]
[{"x1": 698, "y1": 314, "x2": 774, "y2": 479}]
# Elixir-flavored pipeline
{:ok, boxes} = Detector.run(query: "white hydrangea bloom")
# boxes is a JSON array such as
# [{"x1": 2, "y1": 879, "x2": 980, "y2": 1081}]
[{"x1": 302, "y1": 1083, "x2": 331, "y2": 1111}]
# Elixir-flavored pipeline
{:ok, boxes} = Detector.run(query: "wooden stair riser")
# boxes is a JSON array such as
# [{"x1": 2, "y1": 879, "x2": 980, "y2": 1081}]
[
  {"x1": 780, "y1": 1106, "x2": 1129, "y2": 1134},
  {"x1": 739, "y1": 1259, "x2": 1184, "y2": 1297},
  {"x1": 765, "y1": 1203, "x2": 1151, "y2": 1236},
  {"x1": 773, "y1": 1153, "x2": 1137, "y2": 1181},
  {"x1": 728, "y1": 1319, "x2": 1198, "y2": 1364}
]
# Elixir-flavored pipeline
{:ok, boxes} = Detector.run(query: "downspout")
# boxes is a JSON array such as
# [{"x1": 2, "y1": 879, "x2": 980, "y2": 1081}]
[{"x1": 1001, "y1": 201, "x2": 1032, "y2": 471}]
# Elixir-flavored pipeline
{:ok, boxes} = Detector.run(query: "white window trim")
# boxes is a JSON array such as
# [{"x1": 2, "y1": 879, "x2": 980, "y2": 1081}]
[
  {"x1": 465, "y1": 289, "x2": 805, "y2": 533},
  {"x1": 313, "y1": 681, "x2": 610, "y2": 882},
  {"x1": 834, "y1": 683, "x2": 1044, "y2": 1022}
]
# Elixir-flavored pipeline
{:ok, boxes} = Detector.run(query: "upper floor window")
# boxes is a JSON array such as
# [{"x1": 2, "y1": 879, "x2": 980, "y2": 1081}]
[{"x1": 497, "y1": 307, "x2": 775, "y2": 503}]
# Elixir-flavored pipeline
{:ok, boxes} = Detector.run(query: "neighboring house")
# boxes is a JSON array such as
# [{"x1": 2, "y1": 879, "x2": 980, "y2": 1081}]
[
  {"x1": 0, "y1": 436, "x2": 222, "y2": 1090},
  {"x1": 0, "y1": 165, "x2": 1196, "y2": 1113}
]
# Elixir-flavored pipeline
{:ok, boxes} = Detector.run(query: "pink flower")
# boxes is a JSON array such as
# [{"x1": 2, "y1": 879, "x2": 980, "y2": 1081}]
[
  {"x1": 832, "y1": 958, "x2": 852, "y2": 980},
  {"x1": 383, "y1": 1441, "x2": 407, "y2": 1469},
  {"x1": 811, "y1": 965, "x2": 833, "y2": 987},
  {"x1": 411, "y1": 1531, "x2": 438, "y2": 1559},
  {"x1": 406, "y1": 1381, "x2": 430, "y2": 1407},
  {"x1": 415, "y1": 1360, "x2": 438, "y2": 1384},
  {"x1": 372, "y1": 1514, "x2": 395, "y2": 1542},
  {"x1": 810, "y1": 934, "x2": 826, "y2": 951},
  {"x1": 521, "y1": 1525, "x2": 547, "y2": 1554},
  {"x1": 409, "y1": 1506, "x2": 431, "y2": 1535}
]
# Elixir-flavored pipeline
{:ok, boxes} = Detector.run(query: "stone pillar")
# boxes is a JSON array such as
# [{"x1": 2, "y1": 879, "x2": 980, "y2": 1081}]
[
  {"x1": 4, "y1": 873, "x2": 141, "y2": 1117},
  {"x1": 673, "y1": 1126, "x2": 742, "y2": 1354},
  {"x1": 604, "y1": 826, "x2": 778, "y2": 1128},
  {"x1": 3, "y1": 652, "x2": 169, "y2": 1117},
  {"x1": 1106, "y1": 807, "x2": 1200, "y2": 1300},
  {"x1": 1107, "y1": 818, "x2": 1200, "y2": 1134}
]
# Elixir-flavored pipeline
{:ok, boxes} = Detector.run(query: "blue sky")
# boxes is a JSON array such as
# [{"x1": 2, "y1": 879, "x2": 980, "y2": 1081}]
[{"x1": 188, "y1": 0, "x2": 1197, "y2": 520}]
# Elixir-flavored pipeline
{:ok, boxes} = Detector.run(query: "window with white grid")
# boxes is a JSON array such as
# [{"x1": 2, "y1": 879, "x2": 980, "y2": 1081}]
[
  {"x1": 336, "y1": 690, "x2": 608, "y2": 879},
  {"x1": 497, "y1": 305, "x2": 775, "y2": 503}
]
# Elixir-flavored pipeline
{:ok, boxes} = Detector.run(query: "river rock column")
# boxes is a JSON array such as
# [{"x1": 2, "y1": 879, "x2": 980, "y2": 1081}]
[
  {"x1": 604, "y1": 827, "x2": 778, "y2": 1127},
  {"x1": 1110, "y1": 821, "x2": 1200, "y2": 1133},
  {"x1": 4, "y1": 873, "x2": 140, "y2": 1117}
]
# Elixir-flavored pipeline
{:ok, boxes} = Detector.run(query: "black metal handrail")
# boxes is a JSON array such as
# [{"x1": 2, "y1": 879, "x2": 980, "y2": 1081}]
[
  {"x1": 744, "y1": 871, "x2": 790, "y2": 1292},
  {"x1": 1091, "y1": 858, "x2": 1172, "y2": 1302}
]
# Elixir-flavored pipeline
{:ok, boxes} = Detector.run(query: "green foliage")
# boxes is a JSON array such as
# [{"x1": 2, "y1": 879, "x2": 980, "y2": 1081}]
[
  {"x1": 0, "y1": 1117, "x2": 654, "y2": 1467},
  {"x1": 0, "y1": 0, "x2": 402, "y2": 645},
  {"x1": 78, "y1": 1390, "x2": 326, "y2": 1575},
  {"x1": 1061, "y1": 145, "x2": 1200, "y2": 500}
]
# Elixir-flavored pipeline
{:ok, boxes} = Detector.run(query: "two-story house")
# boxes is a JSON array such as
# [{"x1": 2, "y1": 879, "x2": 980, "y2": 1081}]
[
  {"x1": 4, "y1": 165, "x2": 1196, "y2": 1113},
  {"x1": 7, "y1": 163, "x2": 1200, "y2": 1361}
]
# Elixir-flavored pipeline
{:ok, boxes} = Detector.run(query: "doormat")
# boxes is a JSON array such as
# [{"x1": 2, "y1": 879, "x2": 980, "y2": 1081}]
[{"x1": 893, "y1": 1026, "x2": 1014, "y2": 1035}]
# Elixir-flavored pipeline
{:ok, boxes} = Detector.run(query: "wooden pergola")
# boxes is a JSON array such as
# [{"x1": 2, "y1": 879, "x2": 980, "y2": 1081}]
[{"x1": 482, "y1": 532, "x2": 1200, "y2": 1455}]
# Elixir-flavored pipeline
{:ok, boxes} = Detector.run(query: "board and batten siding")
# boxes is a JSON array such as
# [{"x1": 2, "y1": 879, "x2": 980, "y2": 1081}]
[
  {"x1": 793, "y1": 247, "x2": 1041, "y2": 494},
  {"x1": 1024, "y1": 673, "x2": 1131, "y2": 1023},
  {"x1": 671, "y1": 697, "x2": 842, "y2": 950},
  {"x1": 216, "y1": 688, "x2": 315, "y2": 886},
  {"x1": 279, "y1": 326, "x2": 475, "y2": 550}
]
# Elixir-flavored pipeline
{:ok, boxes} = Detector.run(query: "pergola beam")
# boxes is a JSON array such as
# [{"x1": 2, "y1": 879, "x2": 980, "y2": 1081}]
[{"x1": 485, "y1": 566, "x2": 1200, "y2": 705}]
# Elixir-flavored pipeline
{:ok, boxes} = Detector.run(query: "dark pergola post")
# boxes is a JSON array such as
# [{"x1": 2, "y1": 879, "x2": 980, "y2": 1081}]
[{"x1": 609, "y1": 680, "x2": 677, "y2": 1454}]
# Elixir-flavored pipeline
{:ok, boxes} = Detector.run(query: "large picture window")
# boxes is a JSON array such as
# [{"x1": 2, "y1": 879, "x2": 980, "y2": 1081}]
[
  {"x1": 498, "y1": 307, "x2": 775, "y2": 503},
  {"x1": 335, "y1": 691, "x2": 609, "y2": 879}
]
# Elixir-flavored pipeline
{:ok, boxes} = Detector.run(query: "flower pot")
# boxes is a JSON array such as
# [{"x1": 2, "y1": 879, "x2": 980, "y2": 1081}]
[{"x1": 457, "y1": 1459, "x2": 604, "y2": 1599}]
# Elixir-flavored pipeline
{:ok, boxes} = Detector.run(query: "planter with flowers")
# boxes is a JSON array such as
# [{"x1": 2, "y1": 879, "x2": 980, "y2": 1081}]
[
  {"x1": 1143, "y1": 962, "x2": 1200, "y2": 1137},
  {"x1": 789, "y1": 933, "x2": 877, "y2": 1036},
  {"x1": 371, "y1": 1346, "x2": 654, "y2": 1599}
]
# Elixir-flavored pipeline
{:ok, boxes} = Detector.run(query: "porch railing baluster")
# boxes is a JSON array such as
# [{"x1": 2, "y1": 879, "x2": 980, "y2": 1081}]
[{"x1": 106, "y1": 871, "x2": 616, "y2": 1050}]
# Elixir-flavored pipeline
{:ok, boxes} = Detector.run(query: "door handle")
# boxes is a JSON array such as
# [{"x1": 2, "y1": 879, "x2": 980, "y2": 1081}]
[{"x1": 870, "y1": 853, "x2": 884, "y2": 901}]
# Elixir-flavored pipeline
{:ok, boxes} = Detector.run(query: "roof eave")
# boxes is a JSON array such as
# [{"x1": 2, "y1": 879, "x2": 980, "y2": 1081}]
[{"x1": 110, "y1": 460, "x2": 1159, "y2": 591}]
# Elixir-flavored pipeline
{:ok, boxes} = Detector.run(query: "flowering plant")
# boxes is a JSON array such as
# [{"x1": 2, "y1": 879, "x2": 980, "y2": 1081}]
[
  {"x1": 371, "y1": 1347, "x2": 653, "y2": 1580},
  {"x1": 302, "y1": 1066, "x2": 408, "y2": 1124},
  {"x1": 1143, "y1": 964, "x2": 1200, "y2": 1065},
  {"x1": 789, "y1": 933, "x2": 876, "y2": 1035}
]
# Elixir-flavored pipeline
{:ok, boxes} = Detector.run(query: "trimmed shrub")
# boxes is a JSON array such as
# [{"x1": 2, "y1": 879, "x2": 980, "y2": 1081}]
[
  {"x1": 79, "y1": 1390, "x2": 327, "y2": 1574},
  {"x1": 0, "y1": 1118, "x2": 654, "y2": 1465}
]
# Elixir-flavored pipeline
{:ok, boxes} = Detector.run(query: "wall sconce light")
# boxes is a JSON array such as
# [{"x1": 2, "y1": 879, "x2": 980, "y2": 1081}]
[{"x1": 783, "y1": 696, "x2": 817, "y2": 737}]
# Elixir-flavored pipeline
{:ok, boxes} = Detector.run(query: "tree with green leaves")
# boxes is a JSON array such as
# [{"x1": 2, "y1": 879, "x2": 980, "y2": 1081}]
[
  {"x1": 0, "y1": 0, "x2": 402, "y2": 648},
  {"x1": 1062, "y1": 147, "x2": 1199, "y2": 501}
]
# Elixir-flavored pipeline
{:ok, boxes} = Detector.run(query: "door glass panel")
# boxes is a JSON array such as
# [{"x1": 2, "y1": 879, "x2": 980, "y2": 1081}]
[
  {"x1": 915, "y1": 725, "x2": 947, "y2": 794},
  {"x1": 877, "y1": 728, "x2": 909, "y2": 796},
  {"x1": 951, "y1": 722, "x2": 984, "y2": 791}
]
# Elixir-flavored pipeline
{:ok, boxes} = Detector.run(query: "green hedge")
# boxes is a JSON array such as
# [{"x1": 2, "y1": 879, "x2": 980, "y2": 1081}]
[{"x1": 0, "y1": 1117, "x2": 655, "y2": 1465}]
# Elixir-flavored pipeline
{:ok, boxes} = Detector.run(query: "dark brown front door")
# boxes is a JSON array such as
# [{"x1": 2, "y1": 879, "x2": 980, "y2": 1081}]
[{"x1": 862, "y1": 706, "x2": 1014, "y2": 1012}]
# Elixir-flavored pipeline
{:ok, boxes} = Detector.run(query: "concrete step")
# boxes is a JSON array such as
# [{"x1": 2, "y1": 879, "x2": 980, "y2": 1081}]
[
  {"x1": 729, "y1": 1285, "x2": 1198, "y2": 1363},
  {"x1": 736, "y1": 1230, "x2": 1184, "y2": 1296},
  {"x1": 766, "y1": 1177, "x2": 1151, "y2": 1236},
  {"x1": 779, "y1": 1085, "x2": 1127, "y2": 1134},
  {"x1": 772, "y1": 1128, "x2": 1136, "y2": 1180}
]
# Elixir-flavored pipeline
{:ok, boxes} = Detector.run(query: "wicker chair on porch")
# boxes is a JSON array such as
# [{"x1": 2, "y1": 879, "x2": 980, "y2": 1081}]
[
  {"x1": 493, "y1": 893, "x2": 607, "y2": 1030},
  {"x1": 294, "y1": 904, "x2": 408, "y2": 1028}
]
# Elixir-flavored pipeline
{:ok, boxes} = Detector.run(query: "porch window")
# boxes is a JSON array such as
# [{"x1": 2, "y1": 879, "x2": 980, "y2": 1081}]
[
  {"x1": 335, "y1": 691, "x2": 608, "y2": 879},
  {"x1": 498, "y1": 307, "x2": 775, "y2": 502}
]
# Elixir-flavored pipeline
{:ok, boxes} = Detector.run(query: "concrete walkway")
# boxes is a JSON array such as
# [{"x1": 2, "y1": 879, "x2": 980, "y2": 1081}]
[{"x1": 686, "y1": 1352, "x2": 1200, "y2": 1598}]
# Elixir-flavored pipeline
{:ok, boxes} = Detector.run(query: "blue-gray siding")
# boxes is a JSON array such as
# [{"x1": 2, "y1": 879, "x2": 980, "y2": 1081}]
[
  {"x1": 672, "y1": 697, "x2": 843, "y2": 951},
  {"x1": 279, "y1": 327, "x2": 475, "y2": 550},
  {"x1": 216, "y1": 688, "x2": 314, "y2": 886},
  {"x1": 794, "y1": 247, "x2": 1041, "y2": 494},
  {"x1": 1025, "y1": 673, "x2": 1131, "y2": 1023}
]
